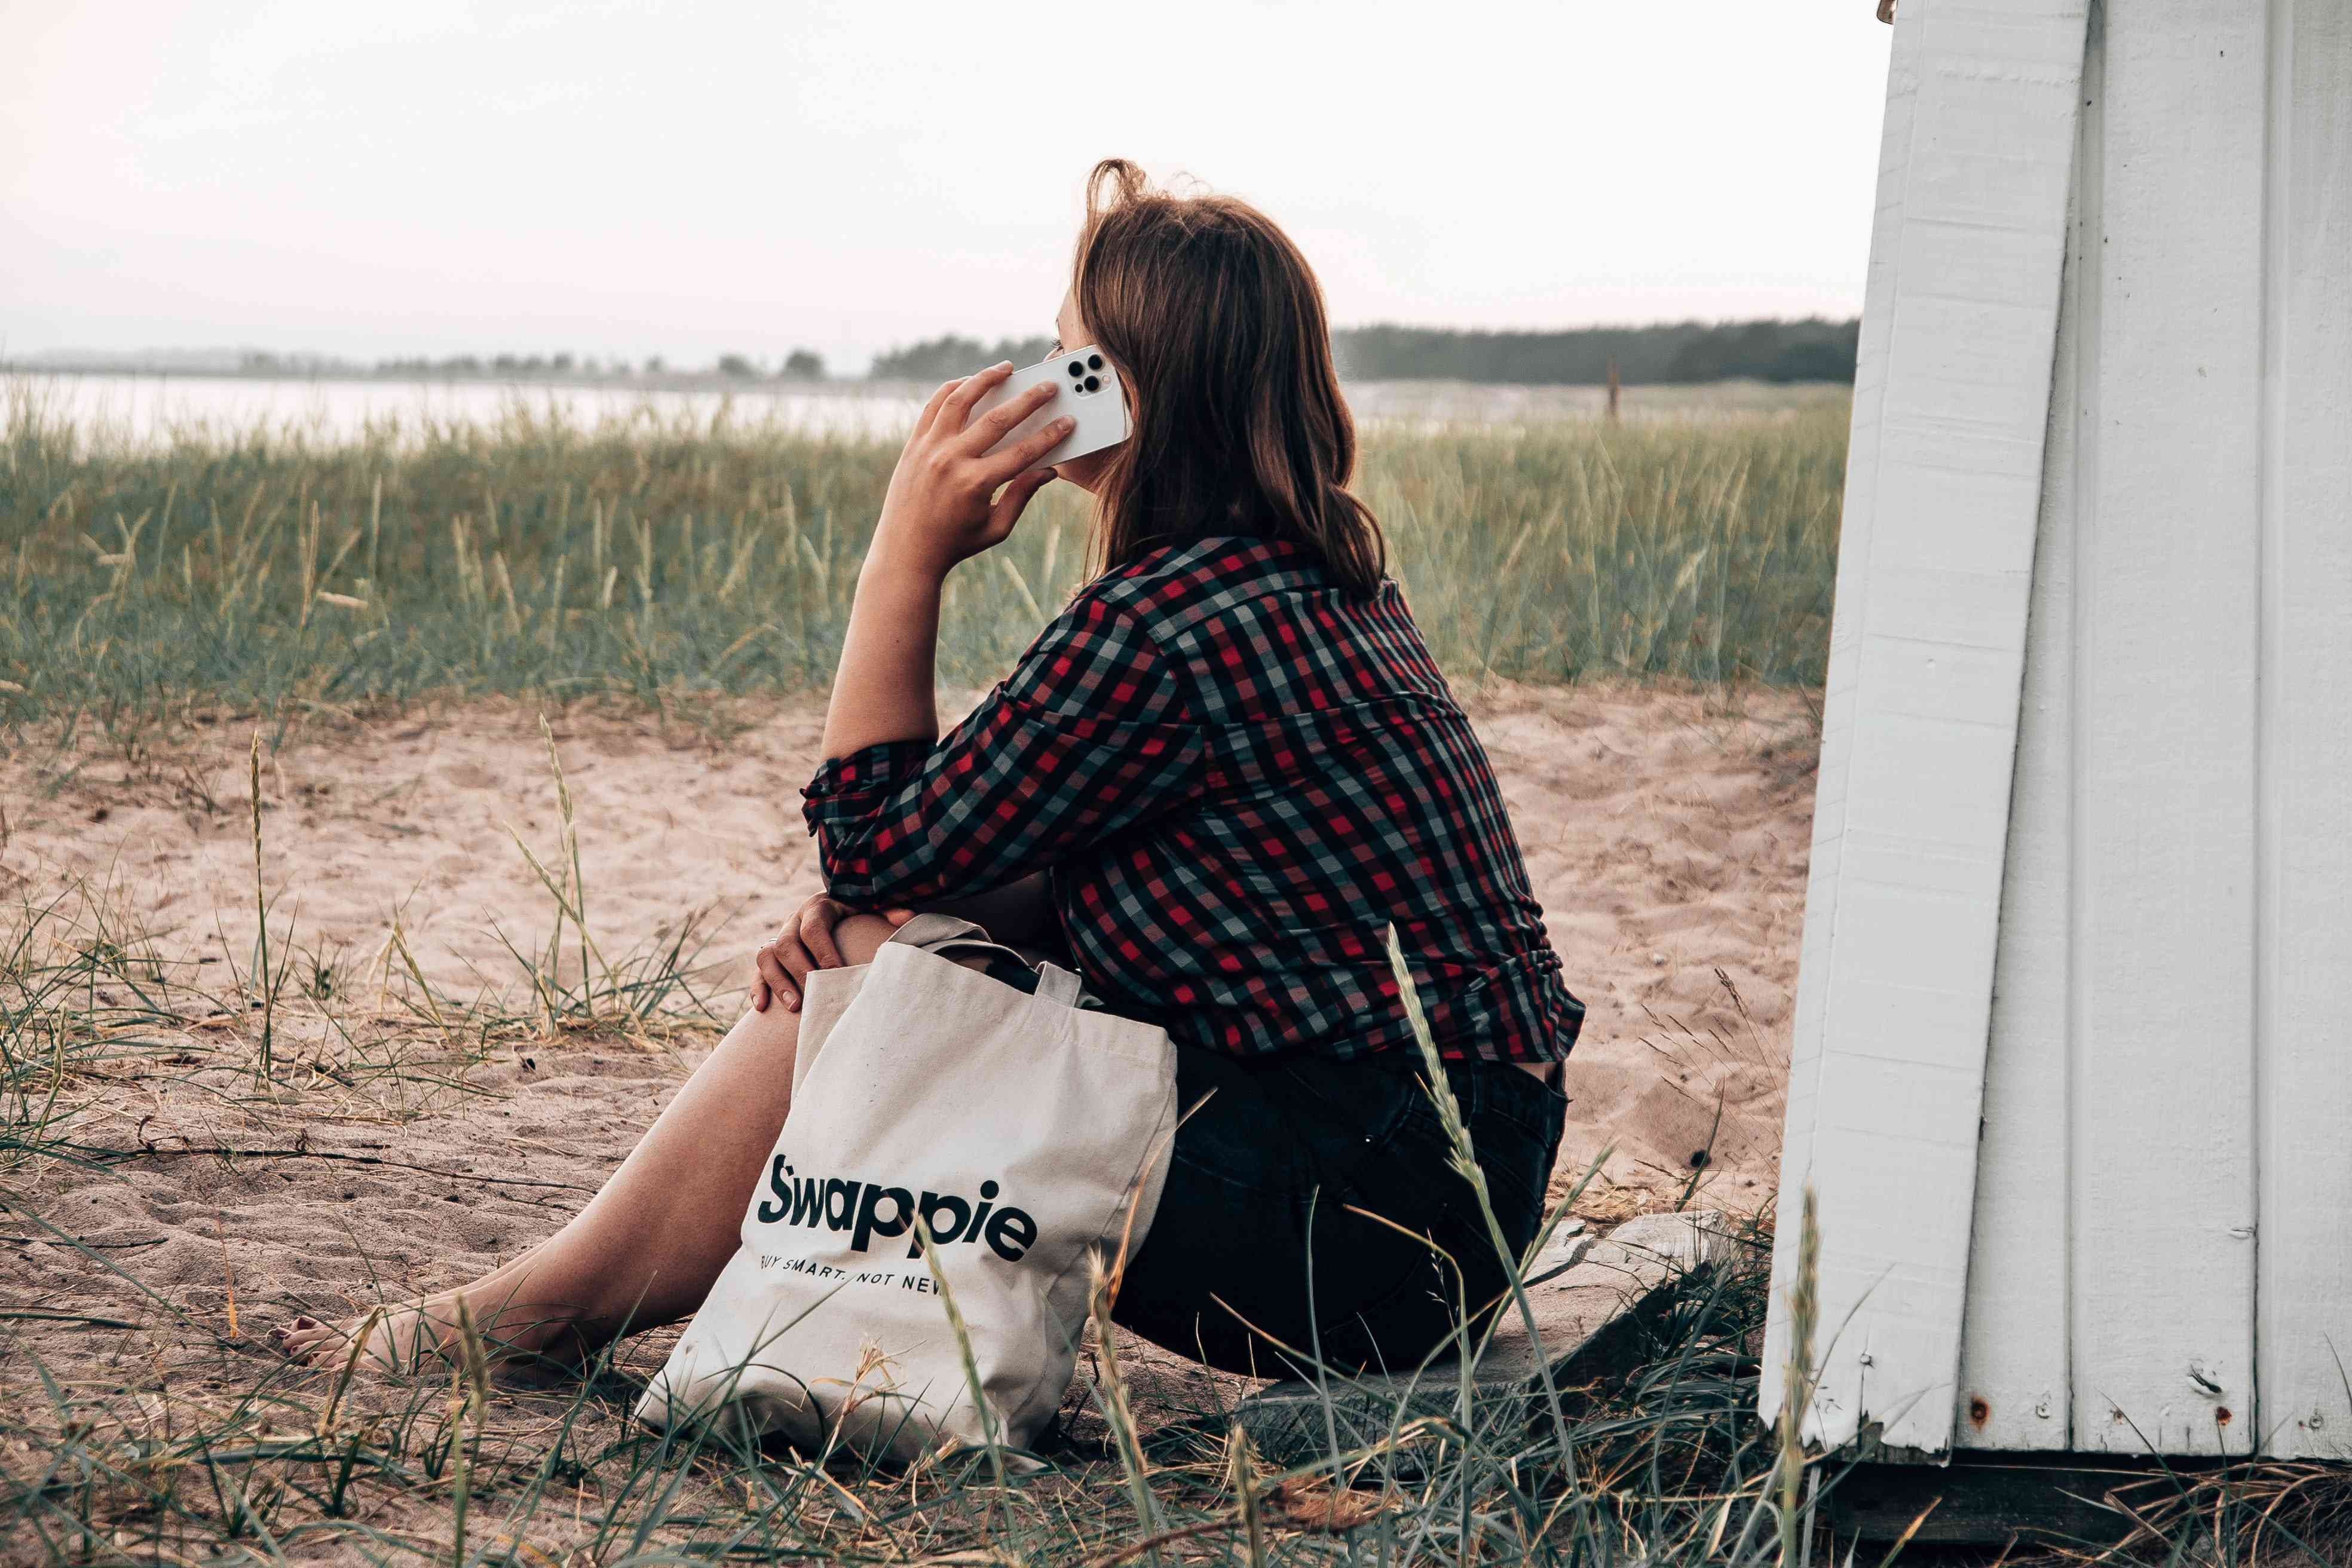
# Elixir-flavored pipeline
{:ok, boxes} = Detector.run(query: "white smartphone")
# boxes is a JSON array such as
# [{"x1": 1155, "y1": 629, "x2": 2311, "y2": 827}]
[{"x1": 968, "y1": 345, "x2": 1130, "y2": 468}]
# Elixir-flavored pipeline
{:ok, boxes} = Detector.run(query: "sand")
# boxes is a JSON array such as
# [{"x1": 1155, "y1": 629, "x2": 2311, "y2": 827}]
[{"x1": 1, "y1": 682, "x2": 1814, "y2": 1437}]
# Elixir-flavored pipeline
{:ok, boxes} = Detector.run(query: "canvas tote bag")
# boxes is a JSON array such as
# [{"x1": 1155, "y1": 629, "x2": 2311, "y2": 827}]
[{"x1": 636, "y1": 914, "x2": 1178, "y2": 1460}]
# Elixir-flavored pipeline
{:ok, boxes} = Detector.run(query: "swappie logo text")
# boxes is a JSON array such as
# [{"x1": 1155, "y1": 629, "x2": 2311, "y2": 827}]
[{"x1": 756, "y1": 1158, "x2": 1039, "y2": 1263}]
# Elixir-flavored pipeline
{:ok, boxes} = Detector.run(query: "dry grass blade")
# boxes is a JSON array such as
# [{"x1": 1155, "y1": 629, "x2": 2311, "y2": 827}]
[
  {"x1": 1777, "y1": 1184, "x2": 1821, "y2": 1567},
  {"x1": 1087, "y1": 1252, "x2": 1162, "y2": 1549},
  {"x1": 912, "y1": 1211, "x2": 1007, "y2": 1502},
  {"x1": 1274, "y1": 1475, "x2": 1386, "y2": 1532},
  {"x1": 248, "y1": 730, "x2": 274, "y2": 1085},
  {"x1": 446, "y1": 1294, "x2": 490, "y2": 1568},
  {"x1": 1229, "y1": 1423, "x2": 1269, "y2": 1568},
  {"x1": 317, "y1": 1304, "x2": 387, "y2": 1437},
  {"x1": 1383, "y1": 921, "x2": 1574, "y2": 1466}
]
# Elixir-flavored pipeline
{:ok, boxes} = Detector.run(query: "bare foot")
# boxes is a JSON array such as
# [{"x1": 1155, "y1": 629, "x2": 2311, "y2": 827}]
[
  {"x1": 270, "y1": 1305, "x2": 425, "y2": 1373},
  {"x1": 270, "y1": 1290, "x2": 587, "y2": 1377},
  {"x1": 266, "y1": 961, "x2": 827, "y2": 1383}
]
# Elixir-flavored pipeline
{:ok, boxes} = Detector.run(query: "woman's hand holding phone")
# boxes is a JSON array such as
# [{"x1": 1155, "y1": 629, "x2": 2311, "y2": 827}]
[
  {"x1": 867, "y1": 364, "x2": 1072, "y2": 581},
  {"x1": 816, "y1": 365, "x2": 1068, "y2": 765}
]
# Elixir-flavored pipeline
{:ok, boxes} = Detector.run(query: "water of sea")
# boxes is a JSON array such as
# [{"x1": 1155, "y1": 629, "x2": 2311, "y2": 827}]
[{"x1": 8, "y1": 372, "x2": 1838, "y2": 451}]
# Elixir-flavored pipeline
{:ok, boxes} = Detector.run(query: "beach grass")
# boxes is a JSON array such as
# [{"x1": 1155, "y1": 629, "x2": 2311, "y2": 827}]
[{"x1": 1, "y1": 382, "x2": 1846, "y2": 749}]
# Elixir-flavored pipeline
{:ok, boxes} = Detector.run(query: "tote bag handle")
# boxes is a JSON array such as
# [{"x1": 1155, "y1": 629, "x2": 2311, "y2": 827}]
[
  {"x1": 886, "y1": 912, "x2": 1085, "y2": 1009},
  {"x1": 793, "y1": 913, "x2": 1090, "y2": 1095}
]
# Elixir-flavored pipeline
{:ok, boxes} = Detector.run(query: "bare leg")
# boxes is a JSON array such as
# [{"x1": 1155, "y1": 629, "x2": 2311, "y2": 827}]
[{"x1": 273, "y1": 912, "x2": 906, "y2": 1374}]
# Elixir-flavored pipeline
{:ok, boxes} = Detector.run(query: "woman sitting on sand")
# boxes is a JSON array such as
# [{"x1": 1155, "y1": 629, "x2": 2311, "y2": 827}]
[{"x1": 274, "y1": 160, "x2": 1584, "y2": 1382}]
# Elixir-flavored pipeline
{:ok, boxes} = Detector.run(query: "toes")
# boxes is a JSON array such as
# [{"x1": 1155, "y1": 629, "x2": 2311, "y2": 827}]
[{"x1": 270, "y1": 1322, "x2": 334, "y2": 1362}]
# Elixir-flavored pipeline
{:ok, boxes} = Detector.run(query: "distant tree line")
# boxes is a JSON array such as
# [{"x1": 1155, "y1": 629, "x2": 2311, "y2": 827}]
[
  {"x1": 366, "y1": 350, "x2": 828, "y2": 380},
  {"x1": 233, "y1": 351, "x2": 359, "y2": 375},
  {"x1": 866, "y1": 335, "x2": 1061, "y2": 382},
  {"x1": 1331, "y1": 318, "x2": 1860, "y2": 385},
  {"x1": 713, "y1": 349, "x2": 826, "y2": 379}
]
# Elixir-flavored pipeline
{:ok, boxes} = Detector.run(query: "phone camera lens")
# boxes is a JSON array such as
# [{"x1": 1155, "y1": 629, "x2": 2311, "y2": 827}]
[
  {"x1": 1083, "y1": 375, "x2": 1101, "y2": 393},
  {"x1": 1087, "y1": 353, "x2": 1103, "y2": 370},
  {"x1": 1067, "y1": 360, "x2": 1085, "y2": 377}
]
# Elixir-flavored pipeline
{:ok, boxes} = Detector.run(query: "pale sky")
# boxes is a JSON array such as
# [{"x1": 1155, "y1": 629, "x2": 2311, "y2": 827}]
[{"x1": 1, "y1": 2, "x2": 1892, "y2": 373}]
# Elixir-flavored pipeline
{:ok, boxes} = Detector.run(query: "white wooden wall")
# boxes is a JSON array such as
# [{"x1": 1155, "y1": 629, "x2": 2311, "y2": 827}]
[
  {"x1": 1762, "y1": 0, "x2": 2090, "y2": 1456},
  {"x1": 1768, "y1": 0, "x2": 2352, "y2": 1460}
]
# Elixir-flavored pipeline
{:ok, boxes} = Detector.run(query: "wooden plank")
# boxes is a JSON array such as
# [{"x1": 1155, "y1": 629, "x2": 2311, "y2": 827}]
[
  {"x1": 1763, "y1": 0, "x2": 2088, "y2": 1456},
  {"x1": 1827, "y1": 1458, "x2": 2147, "y2": 1548},
  {"x1": 2065, "y1": 0, "x2": 2266, "y2": 1459},
  {"x1": 1954, "y1": 53, "x2": 2097, "y2": 1448},
  {"x1": 2256, "y1": 0, "x2": 2352, "y2": 1463},
  {"x1": 1762, "y1": 0, "x2": 1921, "y2": 1444}
]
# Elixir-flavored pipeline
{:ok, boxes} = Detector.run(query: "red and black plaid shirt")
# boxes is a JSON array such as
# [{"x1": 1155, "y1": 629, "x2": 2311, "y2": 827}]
[{"x1": 802, "y1": 536, "x2": 1582, "y2": 1065}]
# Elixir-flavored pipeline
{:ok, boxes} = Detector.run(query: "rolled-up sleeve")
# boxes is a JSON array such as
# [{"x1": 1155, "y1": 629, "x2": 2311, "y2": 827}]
[{"x1": 801, "y1": 594, "x2": 1203, "y2": 904}]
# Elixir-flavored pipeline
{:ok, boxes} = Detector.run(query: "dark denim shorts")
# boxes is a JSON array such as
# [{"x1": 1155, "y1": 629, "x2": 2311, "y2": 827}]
[{"x1": 1111, "y1": 1046, "x2": 1567, "y2": 1379}]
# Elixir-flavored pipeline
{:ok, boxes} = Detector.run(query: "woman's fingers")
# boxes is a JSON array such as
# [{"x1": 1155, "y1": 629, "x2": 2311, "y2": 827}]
[
  {"x1": 962, "y1": 379, "x2": 1060, "y2": 454},
  {"x1": 912, "y1": 377, "x2": 963, "y2": 440},
  {"x1": 751, "y1": 895, "x2": 901, "y2": 1012},
  {"x1": 795, "y1": 902, "x2": 846, "y2": 972},
  {"x1": 936, "y1": 362, "x2": 1015, "y2": 436},
  {"x1": 982, "y1": 416, "x2": 1077, "y2": 488},
  {"x1": 754, "y1": 944, "x2": 795, "y2": 1011},
  {"x1": 772, "y1": 927, "x2": 820, "y2": 989},
  {"x1": 986, "y1": 464, "x2": 1060, "y2": 541}
]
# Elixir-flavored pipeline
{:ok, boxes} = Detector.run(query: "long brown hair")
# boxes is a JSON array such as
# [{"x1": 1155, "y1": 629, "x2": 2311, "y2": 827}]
[{"x1": 1073, "y1": 160, "x2": 1386, "y2": 594}]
